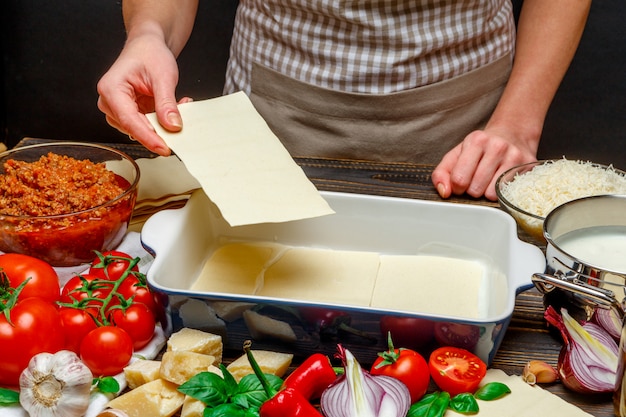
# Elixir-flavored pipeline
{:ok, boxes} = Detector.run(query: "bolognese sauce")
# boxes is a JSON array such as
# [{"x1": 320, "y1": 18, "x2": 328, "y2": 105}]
[{"x1": 0, "y1": 152, "x2": 136, "y2": 266}]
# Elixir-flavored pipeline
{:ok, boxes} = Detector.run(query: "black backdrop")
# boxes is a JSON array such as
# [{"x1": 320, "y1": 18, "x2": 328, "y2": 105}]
[{"x1": 2, "y1": 0, "x2": 625, "y2": 166}]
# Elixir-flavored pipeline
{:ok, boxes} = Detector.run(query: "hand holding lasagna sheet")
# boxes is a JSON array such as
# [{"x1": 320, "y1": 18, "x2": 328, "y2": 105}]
[{"x1": 145, "y1": 92, "x2": 334, "y2": 226}]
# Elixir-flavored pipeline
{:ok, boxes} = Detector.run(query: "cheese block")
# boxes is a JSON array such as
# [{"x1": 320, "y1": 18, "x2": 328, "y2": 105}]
[
  {"x1": 160, "y1": 351, "x2": 217, "y2": 385},
  {"x1": 166, "y1": 328, "x2": 223, "y2": 363},
  {"x1": 226, "y1": 350, "x2": 293, "y2": 381},
  {"x1": 180, "y1": 396, "x2": 206, "y2": 417},
  {"x1": 106, "y1": 379, "x2": 185, "y2": 417},
  {"x1": 124, "y1": 359, "x2": 162, "y2": 389},
  {"x1": 243, "y1": 310, "x2": 297, "y2": 343}
]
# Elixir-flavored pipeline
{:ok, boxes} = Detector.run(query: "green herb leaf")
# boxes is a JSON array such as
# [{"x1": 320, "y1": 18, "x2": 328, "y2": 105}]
[
  {"x1": 93, "y1": 376, "x2": 120, "y2": 394},
  {"x1": 450, "y1": 393, "x2": 479, "y2": 414},
  {"x1": 219, "y1": 364, "x2": 240, "y2": 397},
  {"x1": 234, "y1": 373, "x2": 283, "y2": 409},
  {"x1": 474, "y1": 382, "x2": 511, "y2": 401},
  {"x1": 204, "y1": 403, "x2": 248, "y2": 417},
  {"x1": 179, "y1": 371, "x2": 230, "y2": 407},
  {"x1": 0, "y1": 387, "x2": 19, "y2": 405},
  {"x1": 407, "y1": 392, "x2": 451, "y2": 417}
]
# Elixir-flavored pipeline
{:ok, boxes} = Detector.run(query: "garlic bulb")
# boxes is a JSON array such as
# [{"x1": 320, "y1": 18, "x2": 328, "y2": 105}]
[{"x1": 19, "y1": 350, "x2": 93, "y2": 417}]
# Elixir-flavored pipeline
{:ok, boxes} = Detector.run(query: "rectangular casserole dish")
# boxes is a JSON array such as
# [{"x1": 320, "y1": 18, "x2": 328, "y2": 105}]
[{"x1": 141, "y1": 190, "x2": 545, "y2": 365}]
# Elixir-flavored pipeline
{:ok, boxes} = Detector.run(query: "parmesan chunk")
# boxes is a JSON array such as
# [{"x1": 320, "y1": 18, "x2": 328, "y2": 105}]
[
  {"x1": 106, "y1": 379, "x2": 184, "y2": 417},
  {"x1": 160, "y1": 351, "x2": 217, "y2": 385},
  {"x1": 226, "y1": 350, "x2": 293, "y2": 381},
  {"x1": 166, "y1": 328, "x2": 223, "y2": 363},
  {"x1": 181, "y1": 396, "x2": 206, "y2": 417},
  {"x1": 124, "y1": 359, "x2": 162, "y2": 389}
]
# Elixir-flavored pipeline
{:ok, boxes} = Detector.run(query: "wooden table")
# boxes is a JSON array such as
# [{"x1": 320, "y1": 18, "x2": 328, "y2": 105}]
[{"x1": 17, "y1": 139, "x2": 617, "y2": 416}]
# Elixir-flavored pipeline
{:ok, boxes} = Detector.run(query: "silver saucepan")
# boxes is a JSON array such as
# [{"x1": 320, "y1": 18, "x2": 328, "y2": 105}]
[{"x1": 531, "y1": 194, "x2": 626, "y2": 320}]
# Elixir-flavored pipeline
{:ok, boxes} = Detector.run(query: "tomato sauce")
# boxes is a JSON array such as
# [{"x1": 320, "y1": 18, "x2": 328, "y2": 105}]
[{"x1": 0, "y1": 153, "x2": 137, "y2": 266}]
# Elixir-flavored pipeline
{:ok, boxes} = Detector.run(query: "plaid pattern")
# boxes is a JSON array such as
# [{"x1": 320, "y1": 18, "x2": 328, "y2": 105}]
[{"x1": 224, "y1": 0, "x2": 515, "y2": 95}]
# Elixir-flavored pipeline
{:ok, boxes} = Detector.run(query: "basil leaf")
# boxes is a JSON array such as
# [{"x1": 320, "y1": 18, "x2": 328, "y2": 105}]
[
  {"x1": 205, "y1": 403, "x2": 248, "y2": 417},
  {"x1": 450, "y1": 393, "x2": 479, "y2": 414},
  {"x1": 93, "y1": 376, "x2": 120, "y2": 394},
  {"x1": 219, "y1": 364, "x2": 240, "y2": 396},
  {"x1": 234, "y1": 374, "x2": 283, "y2": 409},
  {"x1": 179, "y1": 371, "x2": 230, "y2": 407},
  {"x1": 474, "y1": 382, "x2": 511, "y2": 401},
  {"x1": 0, "y1": 387, "x2": 19, "y2": 405},
  {"x1": 407, "y1": 392, "x2": 451, "y2": 417}
]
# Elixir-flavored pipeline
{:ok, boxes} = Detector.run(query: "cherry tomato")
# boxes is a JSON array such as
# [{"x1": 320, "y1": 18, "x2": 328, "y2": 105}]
[
  {"x1": 59, "y1": 306, "x2": 98, "y2": 354},
  {"x1": 116, "y1": 275, "x2": 159, "y2": 317},
  {"x1": 108, "y1": 303, "x2": 156, "y2": 350},
  {"x1": 434, "y1": 322, "x2": 481, "y2": 351},
  {"x1": 371, "y1": 346, "x2": 430, "y2": 403},
  {"x1": 0, "y1": 297, "x2": 65, "y2": 386},
  {"x1": 380, "y1": 316, "x2": 435, "y2": 350},
  {"x1": 0, "y1": 253, "x2": 60, "y2": 303},
  {"x1": 80, "y1": 326, "x2": 133, "y2": 376},
  {"x1": 89, "y1": 250, "x2": 139, "y2": 281},
  {"x1": 60, "y1": 274, "x2": 115, "y2": 310},
  {"x1": 428, "y1": 347, "x2": 487, "y2": 396}
]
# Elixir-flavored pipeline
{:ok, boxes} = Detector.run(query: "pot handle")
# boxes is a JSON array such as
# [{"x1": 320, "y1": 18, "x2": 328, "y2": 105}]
[{"x1": 532, "y1": 273, "x2": 621, "y2": 313}]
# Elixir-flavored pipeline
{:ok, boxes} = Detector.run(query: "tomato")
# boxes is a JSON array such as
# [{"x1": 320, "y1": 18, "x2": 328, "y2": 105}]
[
  {"x1": 89, "y1": 250, "x2": 139, "y2": 281},
  {"x1": 60, "y1": 274, "x2": 115, "y2": 310},
  {"x1": 434, "y1": 322, "x2": 481, "y2": 351},
  {"x1": 80, "y1": 326, "x2": 133, "y2": 376},
  {"x1": 59, "y1": 306, "x2": 98, "y2": 354},
  {"x1": 116, "y1": 275, "x2": 160, "y2": 317},
  {"x1": 428, "y1": 347, "x2": 487, "y2": 396},
  {"x1": 0, "y1": 297, "x2": 65, "y2": 386},
  {"x1": 108, "y1": 303, "x2": 156, "y2": 350},
  {"x1": 380, "y1": 316, "x2": 435, "y2": 350},
  {"x1": 371, "y1": 346, "x2": 430, "y2": 403},
  {"x1": 0, "y1": 253, "x2": 60, "y2": 303}
]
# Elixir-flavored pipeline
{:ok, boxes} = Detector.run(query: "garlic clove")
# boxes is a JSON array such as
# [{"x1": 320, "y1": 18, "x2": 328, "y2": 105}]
[
  {"x1": 19, "y1": 350, "x2": 93, "y2": 417},
  {"x1": 522, "y1": 360, "x2": 559, "y2": 385}
]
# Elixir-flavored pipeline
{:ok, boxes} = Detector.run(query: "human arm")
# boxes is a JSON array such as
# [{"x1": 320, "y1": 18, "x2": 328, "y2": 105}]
[
  {"x1": 96, "y1": 0, "x2": 199, "y2": 156},
  {"x1": 431, "y1": 0, "x2": 592, "y2": 201}
]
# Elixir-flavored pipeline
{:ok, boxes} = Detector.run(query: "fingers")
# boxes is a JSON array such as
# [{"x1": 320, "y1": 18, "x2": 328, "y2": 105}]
[{"x1": 432, "y1": 130, "x2": 535, "y2": 201}]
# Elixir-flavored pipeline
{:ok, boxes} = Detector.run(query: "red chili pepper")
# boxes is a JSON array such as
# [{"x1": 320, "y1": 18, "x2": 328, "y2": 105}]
[
  {"x1": 244, "y1": 341, "x2": 322, "y2": 417},
  {"x1": 260, "y1": 387, "x2": 322, "y2": 417},
  {"x1": 282, "y1": 353, "x2": 338, "y2": 400}
]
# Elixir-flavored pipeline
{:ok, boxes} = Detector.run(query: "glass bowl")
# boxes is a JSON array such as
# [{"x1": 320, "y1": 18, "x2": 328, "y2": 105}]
[
  {"x1": 496, "y1": 159, "x2": 626, "y2": 244},
  {"x1": 495, "y1": 161, "x2": 547, "y2": 242},
  {"x1": 0, "y1": 142, "x2": 140, "y2": 266}
]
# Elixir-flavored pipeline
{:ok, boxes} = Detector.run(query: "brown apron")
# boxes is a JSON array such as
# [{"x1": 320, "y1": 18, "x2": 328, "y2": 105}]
[{"x1": 249, "y1": 54, "x2": 512, "y2": 164}]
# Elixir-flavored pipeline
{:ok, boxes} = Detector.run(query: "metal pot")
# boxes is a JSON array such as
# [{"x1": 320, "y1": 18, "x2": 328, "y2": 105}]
[
  {"x1": 532, "y1": 194, "x2": 626, "y2": 321},
  {"x1": 529, "y1": 194, "x2": 626, "y2": 416}
]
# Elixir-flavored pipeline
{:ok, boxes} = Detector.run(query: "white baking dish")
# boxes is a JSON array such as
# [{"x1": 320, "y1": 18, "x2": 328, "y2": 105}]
[{"x1": 142, "y1": 190, "x2": 544, "y2": 364}]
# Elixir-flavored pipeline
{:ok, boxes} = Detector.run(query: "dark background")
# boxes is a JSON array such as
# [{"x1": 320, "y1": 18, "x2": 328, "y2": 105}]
[{"x1": 2, "y1": 0, "x2": 625, "y2": 166}]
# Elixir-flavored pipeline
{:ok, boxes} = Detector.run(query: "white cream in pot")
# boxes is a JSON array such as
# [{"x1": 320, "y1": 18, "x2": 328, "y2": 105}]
[{"x1": 554, "y1": 225, "x2": 626, "y2": 273}]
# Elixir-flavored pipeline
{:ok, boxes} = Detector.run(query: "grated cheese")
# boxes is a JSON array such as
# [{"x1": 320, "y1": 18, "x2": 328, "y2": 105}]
[{"x1": 501, "y1": 159, "x2": 626, "y2": 218}]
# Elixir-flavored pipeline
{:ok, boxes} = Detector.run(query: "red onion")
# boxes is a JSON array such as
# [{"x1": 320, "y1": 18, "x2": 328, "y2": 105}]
[
  {"x1": 320, "y1": 345, "x2": 411, "y2": 417},
  {"x1": 593, "y1": 306, "x2": 622, "y2": 342},
  {"x1": 545, "y1": 306, "x2": 618, "y2": 393}
]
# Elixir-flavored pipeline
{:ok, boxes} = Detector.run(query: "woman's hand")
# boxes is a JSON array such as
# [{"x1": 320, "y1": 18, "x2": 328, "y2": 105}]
[
  {"x1": 432, "y1": 126, "x2": 538, "y2": 201},
  {"x1": 97, "y1": 33, "x2": 187, "y2": 156}
]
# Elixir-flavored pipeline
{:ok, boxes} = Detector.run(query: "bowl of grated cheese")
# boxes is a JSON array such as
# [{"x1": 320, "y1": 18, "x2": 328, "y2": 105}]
[{"x1": 495, "y1": 159, "x2": 626, "y2": 243}]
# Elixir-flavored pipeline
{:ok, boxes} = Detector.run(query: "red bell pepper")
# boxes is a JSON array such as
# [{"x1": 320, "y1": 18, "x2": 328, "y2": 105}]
[{"x1": 282, "y1": 352, "x2": 338, "y2": 400}]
